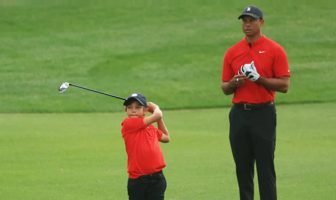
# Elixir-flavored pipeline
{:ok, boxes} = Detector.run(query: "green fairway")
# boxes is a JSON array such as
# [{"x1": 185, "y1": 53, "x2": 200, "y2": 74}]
[
  {"x1": 1, "y1": 0, "x2": 336, "y2": 199},
  {"x1": 1, "y1": 0, "x2": 336, "y2": 112},
  {"x1": 1, "y1": 103, "x2": 335, "y2": 199}
]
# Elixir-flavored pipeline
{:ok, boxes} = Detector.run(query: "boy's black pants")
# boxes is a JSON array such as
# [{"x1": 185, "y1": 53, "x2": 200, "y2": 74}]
[
  {"x1": 229, "y1": 103, "x2": 277, "y2": 200},
  {"x1": 127, "y1": 171, "x2": 166, "y2": 200}
]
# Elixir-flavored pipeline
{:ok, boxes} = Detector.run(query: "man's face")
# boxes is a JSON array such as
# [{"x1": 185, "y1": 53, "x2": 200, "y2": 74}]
[{"x1": 241, "y1": 16, "x2": 264, "y2": 37}]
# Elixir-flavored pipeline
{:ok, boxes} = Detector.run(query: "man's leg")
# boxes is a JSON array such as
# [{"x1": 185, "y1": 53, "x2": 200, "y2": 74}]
[
  {"x1": 251, "y1": 105, "x2": 277, "y2": 200},
  {"x1": 229, "y1": 106, "x2": 255, "y2": 200}
]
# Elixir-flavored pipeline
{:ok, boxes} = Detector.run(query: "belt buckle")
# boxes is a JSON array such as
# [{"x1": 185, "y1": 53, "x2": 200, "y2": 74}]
[{"x1": 243, "y1": 104, "x2": 252, "y2": 111}]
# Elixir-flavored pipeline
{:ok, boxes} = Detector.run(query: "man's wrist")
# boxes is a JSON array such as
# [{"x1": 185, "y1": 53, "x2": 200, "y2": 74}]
[
  {"x1": 230, "y1": 79, "x2": 238, "y2": 90},
  {"x1": 254, "y1": 76, "x2": 262, "y2": 83}
]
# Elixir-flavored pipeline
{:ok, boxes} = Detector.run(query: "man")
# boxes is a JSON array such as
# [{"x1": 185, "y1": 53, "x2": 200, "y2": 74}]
[{"x1": 221, "y1": 6, "x2": 290, "y2": 200}]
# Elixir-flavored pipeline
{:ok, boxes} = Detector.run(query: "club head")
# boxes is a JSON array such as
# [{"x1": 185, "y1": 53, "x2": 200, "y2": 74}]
[{"x1": 59, "y1": 82, "x2": 70, "y2": 93}]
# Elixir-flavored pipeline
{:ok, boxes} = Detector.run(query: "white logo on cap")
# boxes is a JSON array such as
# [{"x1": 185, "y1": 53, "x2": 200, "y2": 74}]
[
  {"x1": 131, "y1": 93, "x2": 138, "y2": 97},
  {"x1": 247, "y1": 7, "x2": 251, "y2": 11}
]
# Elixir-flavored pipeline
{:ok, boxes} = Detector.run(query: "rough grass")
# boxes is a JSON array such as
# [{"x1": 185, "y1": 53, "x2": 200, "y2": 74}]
[{"x1": 0, "y1": 0, "x2": 335, "y2": 112}]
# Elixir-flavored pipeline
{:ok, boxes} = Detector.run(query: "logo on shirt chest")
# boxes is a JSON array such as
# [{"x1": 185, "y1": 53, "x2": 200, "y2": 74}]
[{"x1": 258, "y1": 50, "x2": 266, "y2": 54}]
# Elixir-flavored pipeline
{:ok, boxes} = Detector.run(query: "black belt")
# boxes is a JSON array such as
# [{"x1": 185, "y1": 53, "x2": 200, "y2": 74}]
[
  {"x1": 138, "y1": 171, "x2": 163, "y2": 179},
  {"x1": 234, "y1": 102, "x2": 274, "y2": 111}
]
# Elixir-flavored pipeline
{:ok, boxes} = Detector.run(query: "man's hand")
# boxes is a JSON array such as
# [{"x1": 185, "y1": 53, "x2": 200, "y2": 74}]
[{"x1": 239, "y1": 61, "x2": 260, "y2": 82}]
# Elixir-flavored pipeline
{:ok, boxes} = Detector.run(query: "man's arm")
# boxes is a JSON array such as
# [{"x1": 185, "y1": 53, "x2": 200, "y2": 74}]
[
  {"x1": 256, "y1": 76, "x2": 290, "y2": 93},
  {"x1": 221, "y1": 74, "x2": 246, "y2": 95},
  {"x1": 239, "y1": 62, "x2": 290, "y2": 93}
]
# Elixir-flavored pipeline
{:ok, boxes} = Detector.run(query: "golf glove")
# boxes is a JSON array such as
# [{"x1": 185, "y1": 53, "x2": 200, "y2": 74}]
[{"x1": 240, "y1": 61, "x2": 260, "y2": 82}]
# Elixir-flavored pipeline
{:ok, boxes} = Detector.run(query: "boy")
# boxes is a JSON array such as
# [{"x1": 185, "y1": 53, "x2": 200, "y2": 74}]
[{"x1": 121, "y1": 93, "x2": 170, "y2": 200}]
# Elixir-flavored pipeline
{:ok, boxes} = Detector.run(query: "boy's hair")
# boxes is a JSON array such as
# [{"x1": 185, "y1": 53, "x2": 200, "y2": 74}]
[{"x1": 123, "y1": 93, "x2": 147, "y2": 107}]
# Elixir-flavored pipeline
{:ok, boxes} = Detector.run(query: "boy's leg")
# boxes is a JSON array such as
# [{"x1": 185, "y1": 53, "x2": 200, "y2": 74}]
[
  {"x1": 146, "y1": 172, "x2": 167, "y2": 200},
  {"x1": 128, "y1": 178, "x2": 146, "y2": 200}
]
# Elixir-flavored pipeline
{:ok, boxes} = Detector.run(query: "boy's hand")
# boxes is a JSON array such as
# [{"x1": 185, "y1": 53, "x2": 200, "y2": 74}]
[
  {"x1": 144, "y1": 102, "x2": 163, "y2": 125},
  {"x1": 147, "y1": 102, "x2": 159, "y2": 113}
]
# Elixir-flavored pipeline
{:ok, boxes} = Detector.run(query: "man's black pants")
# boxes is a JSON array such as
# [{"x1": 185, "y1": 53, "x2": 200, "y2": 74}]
[
  {"x1": 127, "y1": 171, "x2": 166, "y2": 200},
  {"x1": 229, "y1": 103, "x2": 277, "y2": 200}
]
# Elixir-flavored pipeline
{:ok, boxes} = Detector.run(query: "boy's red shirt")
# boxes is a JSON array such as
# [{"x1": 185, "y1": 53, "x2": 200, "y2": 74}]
[{"x1": 121, "y1": 117, "x2": 166, "y2": 179}]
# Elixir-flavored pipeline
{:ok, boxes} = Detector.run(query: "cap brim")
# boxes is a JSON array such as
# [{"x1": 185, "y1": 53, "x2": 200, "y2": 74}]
[
  {"x1": 238, "y1": 13, "x2": 260, "y2": 19},
  {"x1": 123, "y1": 97, "x2": 146, "y2": 106}
]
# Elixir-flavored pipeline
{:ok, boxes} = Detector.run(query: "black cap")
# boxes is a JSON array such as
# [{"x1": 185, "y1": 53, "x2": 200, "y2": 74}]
[
  {"x1": 238, "y1": 6, "x2": 263, "y2": 20},
  {"x1": 123, "y1": 93, "x2": 147, "y2": 107}
]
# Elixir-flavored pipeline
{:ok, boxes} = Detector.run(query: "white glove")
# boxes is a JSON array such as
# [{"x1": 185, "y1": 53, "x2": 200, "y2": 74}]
[{"x1": 239, "y1": 61, "x2": 260, "y2": 81}]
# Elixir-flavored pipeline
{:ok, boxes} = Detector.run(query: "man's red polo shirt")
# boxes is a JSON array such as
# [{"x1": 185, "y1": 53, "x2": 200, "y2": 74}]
[{"x1": 222, "y1": 36, "x2": 290, "y2": 104}]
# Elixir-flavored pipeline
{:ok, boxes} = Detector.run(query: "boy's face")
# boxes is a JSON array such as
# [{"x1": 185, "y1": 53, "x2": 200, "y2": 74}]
[{"x1": 125, "y1": 101, "x2": 146, "y2": 118}]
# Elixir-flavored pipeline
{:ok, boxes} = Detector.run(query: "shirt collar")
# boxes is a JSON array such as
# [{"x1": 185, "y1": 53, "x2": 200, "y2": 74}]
[{"x1": 244, "y1": 35, "x2": 266, "y2": 47}]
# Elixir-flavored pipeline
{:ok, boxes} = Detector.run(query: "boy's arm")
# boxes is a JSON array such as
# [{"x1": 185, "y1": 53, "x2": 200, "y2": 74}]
[
  {"x1": 158, "y1": 118, "x2": 170, "y2": 143},
  {"x1": 144, "y1": 102, "x2": 170, "y2": 143},
  {"x1": 143, "y1": 102, "x2": 162, "y2": 126}
]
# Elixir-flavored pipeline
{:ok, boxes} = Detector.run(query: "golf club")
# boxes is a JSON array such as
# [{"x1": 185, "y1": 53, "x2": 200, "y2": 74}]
[{"x1": 59, "y1": 82, "x2": 126, "y2": 100}]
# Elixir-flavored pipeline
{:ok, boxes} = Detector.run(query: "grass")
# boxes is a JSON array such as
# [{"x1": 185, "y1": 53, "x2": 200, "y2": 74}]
[
  {"x1": 1, "y1": 103, "x2": 335, "y2": 199},
  {"x1": 1, "y1": 0, "x2": 336, "y2": 112},
  {"x1": 1, "y1": 1, "x2": 336, "y2": 199}
]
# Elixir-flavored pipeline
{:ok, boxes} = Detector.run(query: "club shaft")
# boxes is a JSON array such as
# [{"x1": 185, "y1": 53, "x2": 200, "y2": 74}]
[{"x1": 69, "y1": 83, "x2": 126, "y2": 100}]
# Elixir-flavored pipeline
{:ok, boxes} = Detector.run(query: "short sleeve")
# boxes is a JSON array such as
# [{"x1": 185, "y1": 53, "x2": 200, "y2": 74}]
[
  {"x1": 121, "y1": 118, "x2": 146, "y2": 134},
  {"x1": 222, "y1": 51, "x2": 234, "y2": 81},
  {"x1": 273, "y1": 46, "x2": 290, "y2": 77}
]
